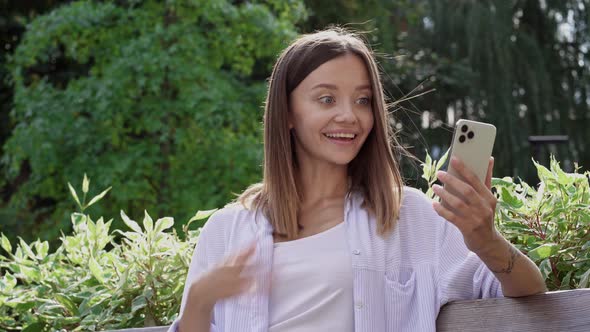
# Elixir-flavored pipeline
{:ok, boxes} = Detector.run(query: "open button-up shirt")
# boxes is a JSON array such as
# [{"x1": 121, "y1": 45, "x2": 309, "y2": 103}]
[{"x1": 169, "y1": 187, "x2": 503, "y2": 332}]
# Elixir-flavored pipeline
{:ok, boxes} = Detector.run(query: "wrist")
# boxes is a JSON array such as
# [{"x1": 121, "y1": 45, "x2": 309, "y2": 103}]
[
  {"x1": 179, "y1": 296, "x2": 214, "y2": 331},
  {"x1": 188, "y1": 279, "x2": 216, "y2": 313},
  {"x1": 473, "y1": 230, "x2": 508, "y2": 258}
]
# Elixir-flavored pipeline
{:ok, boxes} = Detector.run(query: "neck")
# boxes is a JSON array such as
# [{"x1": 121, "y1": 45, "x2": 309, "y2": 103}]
[{"x1": 295, "y1": 161, "x2": 349, "y2": 206}]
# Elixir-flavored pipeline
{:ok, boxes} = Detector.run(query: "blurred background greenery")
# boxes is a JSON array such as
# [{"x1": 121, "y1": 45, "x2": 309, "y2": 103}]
[{"x1": 1, "y1": 0, "x2": 588, "y2": 243}]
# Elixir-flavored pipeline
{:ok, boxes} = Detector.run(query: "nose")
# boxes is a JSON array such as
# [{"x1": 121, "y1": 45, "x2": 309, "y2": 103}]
[{"x1": 334, "y1": 102, "x2": 357, "y2": 124}]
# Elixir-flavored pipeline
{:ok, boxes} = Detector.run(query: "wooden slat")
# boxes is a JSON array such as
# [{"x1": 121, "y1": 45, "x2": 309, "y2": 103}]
[
  {"x1": 437, "y1": 289, "x2": 590, "y2": 332},
  {"x1": 105, "y1": 289, "x2": 590, "y2": 332}
]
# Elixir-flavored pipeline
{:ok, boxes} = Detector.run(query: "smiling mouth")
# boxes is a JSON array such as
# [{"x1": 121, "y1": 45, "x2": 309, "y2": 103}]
[{"x1": 323, "y1": 133, "x2": 357, "y2": 142}]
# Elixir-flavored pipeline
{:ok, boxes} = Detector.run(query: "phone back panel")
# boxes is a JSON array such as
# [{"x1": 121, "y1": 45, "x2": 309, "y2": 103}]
[{"x1": 447, "y1": 119, "x2": 496, "y2": 183}]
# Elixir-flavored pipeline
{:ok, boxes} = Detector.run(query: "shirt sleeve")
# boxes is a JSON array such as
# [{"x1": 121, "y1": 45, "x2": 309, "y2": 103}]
[
  {"x1": 168, "y1": 215, "x2": 221, "y2": 332},
  {"x1": 436, "y1": 214, "x2": 504, "y2": 306}
]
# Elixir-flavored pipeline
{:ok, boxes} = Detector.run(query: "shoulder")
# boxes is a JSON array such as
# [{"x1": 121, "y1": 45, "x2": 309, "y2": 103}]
[
  {"x1": 397, "y1": 186, "x2": 443, "y2": 231},
  {"x1": 199, "y1": 202, "x2": 259, "y2": 249},
  {"x1": 400, "y1": 186, "x2": 435, "y2": 212}
]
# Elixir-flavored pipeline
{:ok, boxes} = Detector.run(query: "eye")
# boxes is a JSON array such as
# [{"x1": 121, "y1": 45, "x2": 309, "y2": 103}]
[
  {"x1": 356, "y1": 97, "x2": 371, "y2": 105},
  {"x1": 319, "y1": 96, "x2": 335, "y2": 104}
]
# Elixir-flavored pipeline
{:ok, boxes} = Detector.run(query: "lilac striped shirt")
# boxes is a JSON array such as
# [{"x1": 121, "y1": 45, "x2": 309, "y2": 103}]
[{"x1": 169, "y1": 187, "x2": 503, "y2": 331}]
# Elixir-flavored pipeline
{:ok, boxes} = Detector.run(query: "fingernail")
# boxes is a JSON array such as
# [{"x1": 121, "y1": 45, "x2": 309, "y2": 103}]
[{"x1": 436, "y1": 171, "x2": 446, "y2": 179}]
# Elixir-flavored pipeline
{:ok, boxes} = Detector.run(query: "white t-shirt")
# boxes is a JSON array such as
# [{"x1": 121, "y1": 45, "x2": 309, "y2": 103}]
[{"x1": 269, "y1": 222, "x2": 354, "y2": 331}]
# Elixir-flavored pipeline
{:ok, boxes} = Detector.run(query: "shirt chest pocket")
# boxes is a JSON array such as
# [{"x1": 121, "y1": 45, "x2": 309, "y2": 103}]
[{"x1": 384, "y1": 267, "x2": 419, "y2": 331}]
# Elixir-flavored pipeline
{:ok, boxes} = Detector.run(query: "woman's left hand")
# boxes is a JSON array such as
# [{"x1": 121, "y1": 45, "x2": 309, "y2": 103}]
[{"x1": 432, "y1": 156, "x2": 502, "y2": 256}]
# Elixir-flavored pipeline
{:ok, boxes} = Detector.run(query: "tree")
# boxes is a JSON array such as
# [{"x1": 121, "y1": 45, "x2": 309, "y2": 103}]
[
  {"x1": 1, "y1": 0, "x2": 306, "y2": 240},
  {"x1": 302, "y1": 0, "x2": 590, "y2": 185}
]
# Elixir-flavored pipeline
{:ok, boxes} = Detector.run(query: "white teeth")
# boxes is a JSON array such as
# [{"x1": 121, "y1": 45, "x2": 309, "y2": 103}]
[{"x1": 324, "y1": 133, "x2": 356, "y2": 139}]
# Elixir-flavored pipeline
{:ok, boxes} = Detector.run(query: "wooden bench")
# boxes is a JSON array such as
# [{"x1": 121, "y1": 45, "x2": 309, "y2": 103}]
[{"x1": 107, "y1": 289, "x2": 590, "y2": 332}]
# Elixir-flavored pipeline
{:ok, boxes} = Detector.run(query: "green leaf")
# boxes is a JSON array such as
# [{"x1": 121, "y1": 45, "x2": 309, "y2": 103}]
[
  {"x1": 435, "y1": 149, "x2": 450, "y2": 172},
  {"x1": 82, "y1": 173, "x2": 90, "y2": 194},
  {"x1": 89, "y1": 257, "x2": 105, "y2": 284},
  {"x1": 3, "y1": 272, "x2": 17, "y2": 291},
  {"x1": 34, "y1": 240, "x2": 49, "y2": 259},
  {"x1": 188, "y1": 209, "x2": 218, "y2": 223},
  {"x1": 22, "y1": 322, "x2": 45, "y2": 332},
  {"x1": 68, "y1": 182, "x2": 82, "y2": 208},
  {"x1": 528, "y1": 243, "x2": 560, "y2": 261},
  {"x1": 579, "y1": 267, "x2": 590, "y2": 288},
  {"x1": 538, "y1": 258, "x2": 552, "y2": 280},
  {"x1": 154, "y1": 217, "x2": 174, "y2": 233},
  {"x1": 561, "y1": 271, "x2": 572, "y2": 290},
  {"x1": 536, "y1": 164, "x2": 557, "y2": 187},
  {"x1": 19, "y1": 265, "x2": 41, "y2": 281},
  {"x1": 86, "y1": 186, "x2": 112, "y2": 208},
  {"x1": 55, "y1": 294, "x2": 79, "y2": 316},
  {"x1": 500, "y1": 187, "x2": 524, "y2": 209},
  {"x1": 19, "y1": 237, "x2": 36, "y2": 260},
  {"x1": 131, "y1": 295, "x2": 147, "y2": 313},
  {"x1": 491, "y1": 177, "x2": 514, "y2": 187},
  {"x1": 1, "y1": 233, "x2": 12, "y2": 253},
  {"x1": 120, "y1": 210, "x2": 142, "y2": 233},
  {"x1": 143, "y1": 210, "x2": 154, "y2": 233},
  {"x1": 71, "y1": 212, "x2": 87, "y2": 227}
]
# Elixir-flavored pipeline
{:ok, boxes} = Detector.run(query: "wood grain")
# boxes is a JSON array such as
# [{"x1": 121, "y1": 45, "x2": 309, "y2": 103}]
[{"x1": 437, "y1": 289, "x2": 590, "y2": 331}]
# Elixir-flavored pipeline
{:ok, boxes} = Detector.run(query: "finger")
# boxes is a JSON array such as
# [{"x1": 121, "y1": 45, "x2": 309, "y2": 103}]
[
  {"x1": 485, "y1": 157, "x2": 494, "y2": 189},
  {"x1": 449, "y1": 157, "x2": 489, "y2": 195},
  {"x1": 436, "y1": 170, "x2": 476, "y2": 205},
  {"x1": 432, "y1": 184, "x2": 470, "y2": 218},
  {"x1": 221, "y1": 276, "x2": 255, "y2": 299},
  {"x1": 235, "y1": 241, "x2": 257, "y2": 265},
  {"x1": 432, "y1": 201, "x2": 466, "y2": 231}
]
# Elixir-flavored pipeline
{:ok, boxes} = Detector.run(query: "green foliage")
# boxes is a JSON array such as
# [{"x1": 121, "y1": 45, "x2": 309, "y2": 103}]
[
  {"x1": 399, "y1": 0, "x2": 590, "y2": 182},
  {"x1": 422, "y1": 154, "x2": 590, "y2": 290},
  {"x1": 420, "y1": 148, "x2": 448, "y2": 199},
  {"x1": 0, "y1": 176, "x2": 201, "y2": 331},
  {"x1": 1, "y1": 0, "x2": 306, "y2": 241}
]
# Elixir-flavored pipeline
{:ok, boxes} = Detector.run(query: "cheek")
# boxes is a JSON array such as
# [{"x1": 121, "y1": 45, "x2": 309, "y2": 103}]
[{"x1": 362, "y1": 110, "x2": 375, "y2": 133}]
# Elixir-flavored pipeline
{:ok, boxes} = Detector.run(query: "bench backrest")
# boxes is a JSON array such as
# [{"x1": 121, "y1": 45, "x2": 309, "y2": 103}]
[{"x1": 106, "y1": 289, "x2": 590, "y2": 332}]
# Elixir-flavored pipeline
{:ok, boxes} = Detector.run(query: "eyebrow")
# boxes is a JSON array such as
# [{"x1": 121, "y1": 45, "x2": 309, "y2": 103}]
[{"x1": 310, "y1": 83, "x2": 372, "y2": 91}]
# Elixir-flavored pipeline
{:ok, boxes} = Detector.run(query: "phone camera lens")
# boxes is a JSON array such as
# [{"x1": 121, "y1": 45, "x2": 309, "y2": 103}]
[
  {"x1": 459, "y1": 135, "x2": 466, "y2": 143},
  {"x1": 468, "y1": 131, "x2": 474, "y2": 139},
  {"x1": 461, "y1": 125, "x2": 468, "y2": 132}
]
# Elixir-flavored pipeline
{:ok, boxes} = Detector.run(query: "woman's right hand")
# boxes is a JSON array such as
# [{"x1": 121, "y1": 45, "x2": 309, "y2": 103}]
[{"x1": 186, "y1": 241, "x2": 258, "y2": 312}]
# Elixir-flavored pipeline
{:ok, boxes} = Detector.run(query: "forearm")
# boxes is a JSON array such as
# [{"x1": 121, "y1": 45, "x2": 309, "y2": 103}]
[
  {"x1": 476, "y1": 233, "x2": 547, "y2": 297},
  {"x1": 178, "y1": 300, "x2": 213, "y2": 332}
]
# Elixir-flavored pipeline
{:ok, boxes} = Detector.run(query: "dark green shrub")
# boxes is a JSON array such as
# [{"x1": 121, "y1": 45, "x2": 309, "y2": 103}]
[{"x1": 2, "y1": 0, "x2": 306, "y2": 241}]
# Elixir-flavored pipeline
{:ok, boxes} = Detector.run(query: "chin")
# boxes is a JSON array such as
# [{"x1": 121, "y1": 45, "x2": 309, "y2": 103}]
[{"x1": 326, "y1": 154, "x2": 359, "y2": 166}]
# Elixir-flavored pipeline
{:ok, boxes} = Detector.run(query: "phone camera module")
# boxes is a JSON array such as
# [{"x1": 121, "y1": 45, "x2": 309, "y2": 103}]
[
  {"x1": 461, "y1": 125, "x2": 468, "y2": 132},
  {"x1": 459, "y1": 135, "x2": 466, "y2": 143},
  {"x1": 468, "y1": 131, "x2": 475, "y2": 139}
]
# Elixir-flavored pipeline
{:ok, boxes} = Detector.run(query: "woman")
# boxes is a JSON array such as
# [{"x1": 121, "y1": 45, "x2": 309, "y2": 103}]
[{"x1": 171, "y1": 28, "x2": 546, "y2": 332}]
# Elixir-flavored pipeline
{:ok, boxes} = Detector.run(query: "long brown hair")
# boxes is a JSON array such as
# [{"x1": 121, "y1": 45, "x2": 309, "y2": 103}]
[{"x1": 237, "y1": 27, "x2": 404, "y2": 239}]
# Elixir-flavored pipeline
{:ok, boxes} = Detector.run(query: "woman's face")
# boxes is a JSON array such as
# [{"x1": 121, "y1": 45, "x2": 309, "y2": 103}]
[{"x1": 289, "y1": 54, "x2": 374, "y2": 169}]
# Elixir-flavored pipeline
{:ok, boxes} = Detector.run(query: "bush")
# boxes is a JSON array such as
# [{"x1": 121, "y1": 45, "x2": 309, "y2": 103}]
[
  {"x1": 0, "y1": 177, "x2": 210, "y2": 331},
  {"x1": 1, "y1": 156, "x2": 589, "y2": 330},
  {"x1": 422, "y1": 153, "x2": 590, "y2": 290}
]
